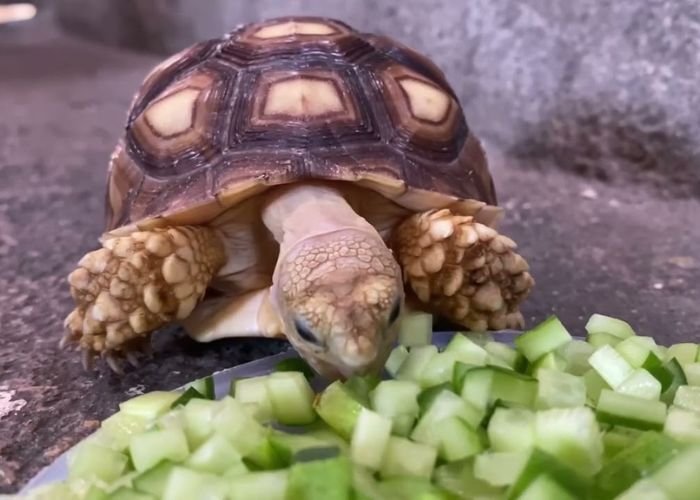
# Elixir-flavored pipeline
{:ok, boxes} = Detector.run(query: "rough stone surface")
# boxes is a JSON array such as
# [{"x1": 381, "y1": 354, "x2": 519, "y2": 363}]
[
  {"x1": 2, "y1": 13, "x2": 700, "y2": 494},
  {"x1": 54, "y1": 0, "x2": 700, "y2": 196}
]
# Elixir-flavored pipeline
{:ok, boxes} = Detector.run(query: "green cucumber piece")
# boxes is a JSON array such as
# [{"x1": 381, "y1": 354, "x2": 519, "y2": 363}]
[
  {"x1": 593, "y1": 431, "x2": 679, "y2": 500},
  {"x1": 274, "y1": 358, "x2": 315, "y2": 381},
  {"x1": 416, "y1": 382, "x2": 452, "y2": 414},
  {"x1": 682, "y1": 363, "x2": 700, "y2": 385},
  {"x1": 184, "y1": 376, "x2": 215, "y2": 400},
  {"x1": 396, "y1": 345, "x2": 438, "y2": 383},
  {"x1": 375, "y1": 478, "x2": 456, "y2": 500},
  {"x1": 484, "y1": 341, "x2": 525, "y2": 371},
  {"x1": 583, "y1": 369, "x2": 610, "y2": 405},
  {"x1": 265, "y1": 371, "x2": 316, "y2": 425},
  {"x1": 596, "y1": 389, "x2": 667, "y2": 430},
  {"x1": 99, "y1": 412, "x2": 150, "y2": 451},
  {"x1": 601, "y1": 427, "x2": 642, "y2": 459},
  {"x1": 589, "y1": 345, "x2": 634, "y2": 389},
  {"x1": 343, "y1": 375, "x2": 380, "y2": 408},
  {"x1": 489, "y1": 367, "x2": 537, "y2": 407},
  {"x1": 642, "y1": 352, "x2": 672, "y2": 389},
  {"x1": 314, "y1": 381, "x2": 365, "y2": 440},
  {"x1": 397, "y1": 311, "x2": 432, "y2": 347},
  {"x1": 616, "y1": 336, "x2": 654, "y2": 368},
  {"x1": 412, "y1": 390, "x2": 482, "y2": 445},
  {"x1": 616, "y1": 368, "x2": 662, "y2": 400},
  {"x1": 556, "y1": 339, "x2": 594, "y2": 375},
  {"x1": 474, "y1": 450, "x2": 529, "y2": 487},
  {"x1": 211, "y1": 397, "x2": 267, "y2": 456},
  {"x1": 419, "y1": 351, "x2": 460, "y2": 388},
  {"x1": 181, "y1": 398, "x2": 216, "y2": 449},
  {"x1": 119, "y1": 392, "x2": 181, "y2": 421},
  {"x1": 384, "y1": 346, "x2": 409, "y2": 377},
  {"x1": 108, "y1": 487, "x2": 155, "y2": 500},
  {"x1": 515, "y1": 474, "x2": 576, "y2": 500},
  {"x1": 652, "y1": 445, "x2": 700, "y2": 500},
  {"x1": 434, "y1": 416, "x2": 483, "y2": 461},
  {"x1": 534, "y1": 407, "x2": 603, "y2": 475},
  {"x1": 535, "y1": 368, "x2": 586, "y2": 409},
  {"x1": 287, "y1": 456, "x2": 352, "y2": 500},
  {"x1": 85, "y1": 485, "x2": 109, "y2": 500},
  {"x1": 443, "y1": 334, "x2": 489, "y2": 365},
  {"x1": 487, "y1": 407, "x2": 535, "y2": 452},
  {"x1": 68, "y1": 442, "x2": 129, "y2": 483},
  {"x1": 170, "y1": 387, "x2": 206, "y2": 409},
  {"x1": 132, "y1": 461, "x2": 176, "y2": 497},
  {"x1": 186, "y1": 434, "x2": 243, "y2": 475},
  {"x1": 616, "y1": 479, "x2": 669, "y2": 500},
  {"x1": 660, "y1": 357, "x2": 688, "y2": 404},
  {"x1": 267, "y1": 430, "x2": 341, "y2": 466},
  {"x1": 585, "y1": 313, "x2": 635, "y2": 339},
  {"x1": 514, "y1": 316, "x2": 572, "y2": 362},
  {"x1": 458, "y1": 367, "x2": 493, "y2": 411},
  {"x1": 673, "y1": 385, "x2": 700, "y2": 412},
  {"x1": 369, "y1": 380, "x2": 420, "y2": 435},
  {"x1": 350, "y1": 408, "x2": 392, "y2": 470},
  {"x1": 587, "y1": 332, "x2": 622, "y2": 348},
  {"x1": 161, "y1": 467, "x2": 225, "y2": 500},
  {"x1": 129, "y1": 428, "x2": 189, "y2": 472},
  {"x1": 506, "y1": 448, "x2": 591, "y2": 499},
  {"x1": 528, "y1": 351, "x2": 567, "y2": 377},
  {"x1": 227, "y1": 470, "x2": 288, "y2": 500},
  {"x1": 434, "y1": 459, "x2": 504, "y2": 498},
  {"x1": 390, "y1": 414, "x2": 415, "y2": 438},
  {"x1": 233, "y1": 375, "x2": 273, "y2": 421},
  {"x1": 664, "y1": 406, "x2": 700, "y2": 443},
  {"x1": 380, "y1": 436, "x2": 437, "y2": 479},
  {"x1": 666, "y1": 343, "x2": 698, "y2": 364}
]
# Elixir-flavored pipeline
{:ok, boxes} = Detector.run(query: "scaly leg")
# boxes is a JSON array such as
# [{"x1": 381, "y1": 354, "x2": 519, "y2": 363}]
[
  {"x1": 394, "y1": 209, "x2": 534, "y2": 331},
  {"x1": 63, "y1": 226, "x2": 225, "y2": 372}
]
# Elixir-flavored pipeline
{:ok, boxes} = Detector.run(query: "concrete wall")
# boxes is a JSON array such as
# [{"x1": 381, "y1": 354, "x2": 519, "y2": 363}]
[{"x1": 54, "y1": 0, "x2": 700, "y2": 196}]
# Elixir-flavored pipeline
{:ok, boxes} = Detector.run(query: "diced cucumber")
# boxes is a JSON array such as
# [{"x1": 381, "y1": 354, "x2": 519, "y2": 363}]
[
  {"x1": 85, "y1": 485, "x2": 109, "y2": 500},
  {"x1": 507, "y1": 448, "x2": 591, "y2": 499},
  {"x1": 583, "y1": 369, "x2": 610, "y2": 405},
  {"x1": 380, "y1": 436, "x2": 437, "y2": 479},
  {"x1": 396, "y1": 345, "x2": 438, "y2": 383},
  {"x1": 265, "y1": 371, "x2": 316, "y2": 425},
  {"x1": 489, "y1": 367, "x2": 538, "y2": 408},
  {"x1": 108, "y1": 487, "x2": 155, "y2": 500},
  {"x1": 444, "y1": 334, "x2": 489, "y2": 365},
  {"x1": 673, "y1": 385, "x2": 700, "y2": 412},
  {"x1": 170, "y1": 387, "x2": 207, "y2": 410},
  {"x1": 616, "y1": 336, "x2": 654, "y2": 368},
  {"x1": 616, "y1": 479, "x2": 669, "y2": 500},
  {"x1": 268, "y1": 430, "x2": 342, "y2": 466},
  {"x1": 666, "y1": 343, "x2": 698, "y2": 364},
  {"x1": 390, "y1": 414, "x2": 415, "y2": 438},
  {"x1": 535, "y1": 407, "x2": 603, "y2": 475},
  {"x1": 434, "y1": 416, "x2": 483, "y2": 461},
  {"x1": 119, "y1": 392, "x2": 181, "y2": 421},
  {"x1": 601, "y1": 427, "x2": 642, "y2": 459},
  {"x1": 434, "y1": 459, "x2": 504, "y2": 498},
  {"x1": 419, "y1": 351, "x2": 459, "y2": 388},
  {"x1": 287, "y1": 456, "x2": 352, "y2": 500},
  {"x1": 535, "y1": 368, "x2": 586, "y2": 409},
  {"x1": 588, "y1": 332, "x2": 622, "y2": 348},
  {"x1": 487, "y1": 407, "x2": 536, "y2": 452},
  {"x1": 660, "y1": 358, "x2": 688, "y2": 404},
  {"x1": 529, "y1": 351, "x2": 567, "y2": 377},
  {"x1": 99, "y1": 412, "x2": 150, "y2": 451},
  {"x1": 211, "y1": 397, "x2": 267, "y2": 456},
  {"x1": 642, "y1": 352, "x2": 672, "y2": 388},
  {"x1": 273, "y1": 358, "x2": 315, "y2": 381},
  {"x1": 412, "y1": 390, "x2": 482, "y2": 445},
  {"x1": 398, "y1": 311, "x2": 432, "y2": 347},
  {"x1": 617, "y1": 369, "x2": 662, "y2": 400},
  {"x1": 181, "y1": 398, "x2": 217, "y2": 449},
  {"x1": 343, "y1": 375, "x2": 380, "y2": 408},
  {"x1": 514, "y1": 316, "x2": 572, "y2": 362},
  {"x1": 67, "y1": 442, "x2": 128, "y2": 483},
  {"x1": 227, "y1": 470, "x2": 288, "y2": 500},
  {"x1": 314, "y1": 381, "x2": 365, "y2": 440},
  {"x1": 186, "y1": 434, "x2": 243, "y2": 475},
  {"x1": 474, "y1": 450, "x2": 529, "y2": 487},
  {"x1": 585, "y1": 313, "x2": 635, "y2": 339},
  {"x1": 458, "y1": 367, "x2": 492, "y2": 411},
  {"x1": 596, "y1": 389, "x2": 667, "y2": 430},
  {"x1": 589, "y1": 345, "x2": 634, "y2": 389},
  {"x1": 129, "y1": 428, "x2": 189, "y2": 472},
  {"x1": 133, "y1": 461, "x2": 176, "y2": 497},
  {"x1": 375, "y1": 478, "x2": 455, "y2": 500},
  {"x1": 516, "y1": 474, "x2": 576, "y2": 500},
  {"x1": 184, "y1": 376, "x2": 215, "y2": 400},
  {"x1": 416, "y1": 382, "x2": 452, "y2": 413},
  {"x1": 682, "y1": 363, "x2": 700, "y2": 386},
  {"x1": 556, "y1": 339, "x2": 594, "y2": 375},
  {"x1": 156, "y1": 408, "x2": 185, "y2": 432},
  {"x1": 351, "y1": 408, "x2": 392, "y2": 470},
  {"x1": 161, "y1": 467, "x2": 225, "y2": 500},
  {"x1": 664, "y1": 406, "x2": 700, "y2": 443},
  {"x1": 652, "y1": 445, "x2": 700, "y2": 500},
  {"x1": 384, "y1": 346, "x2": 409, "y2": 377},
  {"x1": 484, "y1": 341, "x2": 525, "y2": 371},
  {"x1": 233, "y1": 375, "x2": 273, "y2": 422},
  {"x1": 369, "y1": 380, "x2": 420, "y2": 436}
]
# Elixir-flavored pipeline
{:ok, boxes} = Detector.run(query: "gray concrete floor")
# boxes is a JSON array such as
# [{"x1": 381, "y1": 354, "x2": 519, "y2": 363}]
[{"x1": 1, "y1": 15, "x2": 699, "y2": 493}]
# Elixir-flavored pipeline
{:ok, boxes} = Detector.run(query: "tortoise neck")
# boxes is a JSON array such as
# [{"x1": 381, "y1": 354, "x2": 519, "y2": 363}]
[{"x1": 262, "y1": 183, "x2": 378, "y2": 250}]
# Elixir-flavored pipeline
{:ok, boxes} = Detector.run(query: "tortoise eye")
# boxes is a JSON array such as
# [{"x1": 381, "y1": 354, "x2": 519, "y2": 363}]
[
  {"x1": 294, "y1": 317, "x2": 322, "y2": 345},
  {"x1": 388, "y1": 301, "x2": 401, "y2": 324}
]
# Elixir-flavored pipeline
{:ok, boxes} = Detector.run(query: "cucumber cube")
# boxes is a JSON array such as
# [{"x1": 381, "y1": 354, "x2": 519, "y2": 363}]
[
  {"x1": 596, "y1": 389, "x2": 667, "y2": 431},
  {"x1": 589, "y1": 345, "x2": 634, "y2": 389},
  {"x1": 384, "y1": 345, "x2": 409, "y2": 377},
  {"x1": 601, "y1": 427, "x2": 642, "y2": 459},
  {"x1": 652, "y1": 445, "x2": 700, "y2": 500},
  {"x1": 587, "y1": 332, "x2": 622, "y2": 348},
  {"x1": 119, "y1": 392, "x2": 181, "y2": 421},
  {"x1": 516, "y1": 474, "x2": 576, "y2": 500},
  {"x1": 161, "y1": 467, "x2": 225, "y2": 500},
  {"x1": 434, "y1": 416, "x2": 483, "y2": 461},
  {"x1": 227, "y1": 470, "x2": 288, "y2": 500},
  {"x1": 488, "y1": 407, "x2": 536, "y2": 452},
  {"x1": 673, "y1": 385, "x2": 700, "y2": 413},
  {"x1": 535, "y1": 369, "x2": 586, "y2": 409},
  {"x1": 129, "y1": 428, "x2": 189, "y2": 472},
  {"x1": 434, "y1": 460, "x2": 504, "y2": 498},
  {"x1": 583, "y1": 369, "x2": 610, "y2": 405},
  {"x1": 444, "y1": 334, "x2": 489, "y2": 365},
  {"x1": 585, "y1": 313, "x2": 635, "y2": 339},
  {"x1": 535, "y1": 407, "x2": 603, "y2": 475},
  {"x1": 212, "y1": 397, "x2": 267, "y2": 456},
  {"x1": 515, "y1": 316, "x2": 572, "y2": 362},
  {"x1": 666, "y1": 343, "x2": 698, "y2": 364},
  {"x1": 474, "y1": 450, "x2": 529, "y2": 487},
  {"x1": 99, "y1": 412, "x2": 150, "y2": 451},
  {"x1": 682, "y1": 363, "x2": 700, "y2": 386},
  {"x1": 133, "y1": 461, "x2": 176, "y2": 497},
  {"x1": 265, "y1": 371, "x2": 315, "y2": 425},
  {"x1": 664, "y1": 406, "x2": 700, "y2": 443},
  {"x1": 234, "y1": 375, "x2": 273, "y2": 422},
  {"x1": 490, "y1": 367, "x2": 538, "y2": 407},
  {"x1": 182, "y1": 398, "x2": 217, "y2": 449},
  {"x1": 396, "y1": 345, "x2": 438, "y2": 383},
  {"x1": 380, "y1": 436, "x2": 437, "y2": 479},
  {"x1": 287, "y1": 456, "x2": 352, "y2": 500},
  {"x1": 616, "y1": 479, "x2": 670, "y2": 500},
  {"x1": 369, "y1": 380, "x2": 419, "y2": 437},
  {"x1": 507, "y1": 448, "x2": 591, "y2": 499},
  {"x1": 184, "y1": 376, "x2": 215, "y2": 400},
  {"x1": 186, "y1": 434, "x2": 243, "y2": 475},
  {"x1": 351, "y1": 408, "x2": 392, "y2": 470},
  {"x1": 484, "y1": 341, "x2": 524, "y2": 370},
  {"x1": 376, "y1": 478, "x2": 454, "y2": 499},
  {"x1": 459, "y1": 366, "x2": 493, "y2": 411},
  {"x1": 419, "y1": 351, "x2": 459, "y2": 388},
  {"x1": 617, "y1": 369, "x2": 663, "y2": 400},
  {"x1": 556, "y1": 339, "x2": 594, "y2": 375},
  {"x1": 397, "y1": 311, "x2": 432, "y2": 347},
  {"x1": 67, "y1": 442, "x2": 128, "y2": 483},
  {"x1": 528, "y1": 351, "x2": 567, "y2": 377},
  {"x1": 616, "y1": 336, "x2": 654, "y2": 367},
  {"x1": 314, "y1": 381, "x2": 365, "y2": 440},
  {"x1": 412, "y1": 391, "x2": 482, "y2": 445},
  {"x1": 109, "y1": 487, "x2": 155, "y2": 500}
]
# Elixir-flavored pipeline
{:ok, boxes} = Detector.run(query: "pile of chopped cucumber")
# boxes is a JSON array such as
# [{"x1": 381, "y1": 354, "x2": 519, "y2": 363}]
[{"x1": 22, "y1": 313, "x2": 700, "y2": 499}]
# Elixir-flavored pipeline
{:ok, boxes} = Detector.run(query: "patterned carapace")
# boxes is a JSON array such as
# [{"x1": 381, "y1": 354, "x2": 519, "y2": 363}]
[{"x1": 105, "y1": 16, "x2": 497, "y2": 232}]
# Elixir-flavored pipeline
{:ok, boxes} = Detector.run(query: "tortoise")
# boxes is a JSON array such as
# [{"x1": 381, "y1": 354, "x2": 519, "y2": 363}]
[{"x1": 63, "y1": 16, "x2": 534, "y2": 378}]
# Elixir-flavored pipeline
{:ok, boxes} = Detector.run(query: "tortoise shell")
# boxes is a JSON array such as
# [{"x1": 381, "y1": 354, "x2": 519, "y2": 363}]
[{"x1": 105, "y1": 16, "x2": 498, "y2": 236}]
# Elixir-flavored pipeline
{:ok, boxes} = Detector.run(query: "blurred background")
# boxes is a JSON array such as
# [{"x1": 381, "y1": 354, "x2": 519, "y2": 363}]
[{"x1": 1, "y1": 0, "x2": 699, "y2": 491}]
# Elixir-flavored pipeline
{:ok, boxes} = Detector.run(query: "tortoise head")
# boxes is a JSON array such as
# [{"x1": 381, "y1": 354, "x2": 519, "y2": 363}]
[{"x1": 272, "y1": 229, "x2": 404, "y2": 379}]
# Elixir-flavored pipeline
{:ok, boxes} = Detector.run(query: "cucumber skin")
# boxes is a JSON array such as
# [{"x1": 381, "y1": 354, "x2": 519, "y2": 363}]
[
  {"x1": 287, "y1": 456, "x2": 352, "y2": 500},
  {"x1": 506, "y1": 448, "x2": 591, "y2": 499},
  {"x1": 596, "y1": 390, "x2": 667, "y2": 431},
  {"x1": 314, "y1": 381, "x2": 365, "y2": 440},
  {"x1": 514, "y1": 316, "x2": 572, "y2": 362}
]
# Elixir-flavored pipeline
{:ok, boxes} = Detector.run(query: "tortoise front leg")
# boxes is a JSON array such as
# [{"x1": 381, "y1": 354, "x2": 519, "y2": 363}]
[
  {"x1": 393, "y1": 209, "x2": 534, "y2": 331},
  {"x1": 63, "y1": 226, "x2": 225, "y2": 372}
]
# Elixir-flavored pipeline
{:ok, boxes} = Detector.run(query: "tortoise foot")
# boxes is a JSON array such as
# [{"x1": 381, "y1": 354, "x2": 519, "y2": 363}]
[{"x1": 394, "y1": 209, "x2": 534, "y2": 331}]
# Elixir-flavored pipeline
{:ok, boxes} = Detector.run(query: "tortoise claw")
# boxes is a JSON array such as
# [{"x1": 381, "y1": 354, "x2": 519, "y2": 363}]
[
  {"x1": 125, "y1": 352, "x2": 140, "y2": 368},
  {"x1": 105, "y1": 353, "x2": 125, "y2": 375},
  {"x1": 81, "y1": 349, "x2": 95, "y2": 371}
]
